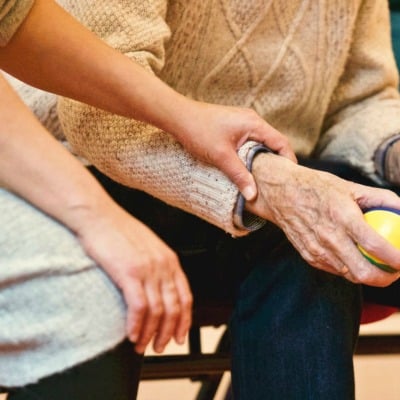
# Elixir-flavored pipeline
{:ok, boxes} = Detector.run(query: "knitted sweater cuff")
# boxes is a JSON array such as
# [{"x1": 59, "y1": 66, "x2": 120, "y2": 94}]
[
  {"x1": 374, "y1": 133, "x2": 400, "y2": 181},
  {"x1": 233, "y1": 142, "x2": 269, "y2": 232},
  {"x1": 0, "y1": 0, "x2": 34, "y2": 46}
]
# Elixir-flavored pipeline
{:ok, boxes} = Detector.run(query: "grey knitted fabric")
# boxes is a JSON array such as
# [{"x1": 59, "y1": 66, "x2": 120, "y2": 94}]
[
  {"x1": 2, "y1": 0, "x2": 400, "y2": 388},
  {"x1": 1, "y1": 0, "x2": 127, "y2": 388},
  {"x1": 0, "y1": 189, "x2": 127, "y2": 387}
]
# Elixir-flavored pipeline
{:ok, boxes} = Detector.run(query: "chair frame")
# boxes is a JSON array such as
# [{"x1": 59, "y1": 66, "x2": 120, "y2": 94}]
[{"x1": 141, "y1": 307, "x2": 400, "y2": 400}]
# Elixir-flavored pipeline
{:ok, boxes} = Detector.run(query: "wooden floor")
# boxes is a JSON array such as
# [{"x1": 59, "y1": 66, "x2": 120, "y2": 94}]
[
  {"x1": 353, "y1": 313, "x2": 400, "y2": 400},
  {"x1": 1, "y1": 314, "x2": 400, "y2": 399}
]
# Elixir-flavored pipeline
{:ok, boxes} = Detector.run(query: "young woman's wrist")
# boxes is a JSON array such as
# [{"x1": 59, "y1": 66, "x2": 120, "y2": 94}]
[
  {"x1": 160, "y1": 96, "x2": 205, "y2": 142},
  {"x1": 53, "y1": 181, "x2": 116, "y2": 236},
  {"x1": 149, "y1": 90, "x2": 198, "y2": 140}
]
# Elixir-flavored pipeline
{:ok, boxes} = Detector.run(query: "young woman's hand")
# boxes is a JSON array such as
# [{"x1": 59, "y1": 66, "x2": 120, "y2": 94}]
[
  {"x1": 0, "y1": 73, "x2": 193, "y2": 355},
  {"x1": 63, "y1": 198, "x2": 193, "y2": 355},
  {"x1": 0, "y1": 0, "x2": 295, "y2": 204},
  {"x1": 172, "y1": 101, "x2": 297, "y2": 201}
]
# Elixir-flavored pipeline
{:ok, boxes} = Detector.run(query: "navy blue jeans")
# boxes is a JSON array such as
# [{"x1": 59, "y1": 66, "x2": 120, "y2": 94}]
[
  {"x1": 229, "y1": 230, "x2": 359, "y2": 399},
  {"x1": 90, "y1": 160, "x2": 363, "y2": 400},
  {"x1": 7, "y1": 159, "x2": 385, "y2": 400},
  {"x1": 227, "y1": 159, "x2": 400, "y2": 399}
]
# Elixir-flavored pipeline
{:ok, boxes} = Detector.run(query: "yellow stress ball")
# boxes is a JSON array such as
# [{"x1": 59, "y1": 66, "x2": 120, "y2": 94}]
[{"x1": 358, "y1": 207, "x2": 400, "y2": 273}]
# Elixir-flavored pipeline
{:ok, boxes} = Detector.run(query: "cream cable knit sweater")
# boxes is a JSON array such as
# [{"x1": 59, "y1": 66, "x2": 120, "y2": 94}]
[
  {"x1": 0, "y1": 0, "x2": 33, "y2": 45},
  {"x1": 56, "y1": 0, "x2": 400, "y2": 237},
  {"x1": 1, "y1": 0, "x2": 400, "y2": 388}
]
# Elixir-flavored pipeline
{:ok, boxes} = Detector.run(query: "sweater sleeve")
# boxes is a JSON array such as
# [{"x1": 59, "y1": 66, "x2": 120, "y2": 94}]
[
  {"x1": 57, "y1": 0, "x2": 255, "y2": 237},
  {"x1": 0, "y1": 0, "x2": 33, "y2": 46},
  {"x1": 315, "y1": 0, "x2": 400, "y2": 183}
]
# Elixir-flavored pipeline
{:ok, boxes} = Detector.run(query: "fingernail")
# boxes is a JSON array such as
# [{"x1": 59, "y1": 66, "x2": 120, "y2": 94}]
[
  {"x1": 135, "y1": 345, "x2": 145, "y2": 354},
  {"x1": 176, "y1": 336, "x2": 185, "y2": 345},
  {"x1": 242, "y1": 185, "x2": 256, "y2": 201},
  {"x1": 128, "y1": 331, "x2": 139, "y2": 343},
  {"x1": 154, "y1": 345, "x2": 164, "y2": 353}
]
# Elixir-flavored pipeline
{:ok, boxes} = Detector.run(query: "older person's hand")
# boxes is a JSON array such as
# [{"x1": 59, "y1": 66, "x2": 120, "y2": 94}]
[{"x1": 246, "y1": 152, "x2": 400, "y2": 287}]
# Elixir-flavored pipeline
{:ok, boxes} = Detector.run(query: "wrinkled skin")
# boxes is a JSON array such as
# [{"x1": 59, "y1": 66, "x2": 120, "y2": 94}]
[{"x1": 247, "y1": 153, "x2": 400, "y2": 287}]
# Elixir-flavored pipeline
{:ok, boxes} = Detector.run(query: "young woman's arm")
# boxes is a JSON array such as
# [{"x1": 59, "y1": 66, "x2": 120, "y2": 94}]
[
  {"x1": 0, "y1": 0, "x2": 295, "y2": 201},
  {"x1": 0, "y1": 75, "x2": 192, "y2": 354}
]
